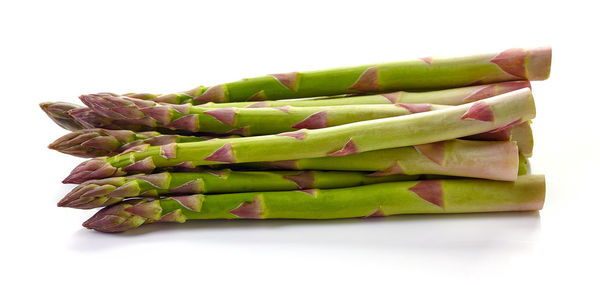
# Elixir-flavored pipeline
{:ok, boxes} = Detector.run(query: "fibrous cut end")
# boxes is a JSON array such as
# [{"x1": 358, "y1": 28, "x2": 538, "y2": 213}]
[{"x1": 525, "y1": 46, "x2": 552, "y2": 80}]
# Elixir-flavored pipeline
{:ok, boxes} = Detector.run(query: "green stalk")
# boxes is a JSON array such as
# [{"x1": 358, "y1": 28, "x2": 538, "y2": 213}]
[
  {"x1": 81, "y1": 93, "x2": 448, "y2": 135},
  {"x1": 518, "y1": 153, "x2": 530, "y2": 175},
  {"x1": 120, "y1": 47, "x2": 550, "y2": 104},
  {"x1": 83, "y1": 175, "x2": 545, "y2": 233},
  {"x1": 58, "y1": 170, "x2": 417, "y2": 209},
  {"x1": 63, "y1": 88, "x2": 535, "y2": 183},
  {"x1": 197, "y1": 81, "x2": 531, "y2": 108},
  {"x1": 235, "y1": 148, "x2": 529, "y2": 176}
]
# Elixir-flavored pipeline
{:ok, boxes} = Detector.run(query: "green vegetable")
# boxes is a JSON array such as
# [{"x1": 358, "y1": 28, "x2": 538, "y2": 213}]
[
  {"x1": 197, "y1": 81, "x2": 531, "y2": 108},
  {"x1": 83, "y1": 175, "x2": 545, "y2": 233},
  {"x1": 58, "y1": 170, "x2": 417, "y2": 209},
  {"x1": 81, "y1": 93, "x2": 448, "y2": 135},
  {"x1": 49, "y1": 129, "x2": 220, "y2": 158},
  {"x1": 40, "y1": 102, "x2": 86, "y2": 131},
  {"x1": 119, "y1": 47, "x2": 550, "y2": 104},
  {"x1": 64, "y1": 88, "x2": 535, "y2": 183}
]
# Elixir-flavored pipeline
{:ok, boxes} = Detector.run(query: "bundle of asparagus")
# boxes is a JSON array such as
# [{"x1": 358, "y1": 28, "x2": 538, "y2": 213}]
[{"x1": 42, "y1": 47, "x2": 551, "y2": 233}]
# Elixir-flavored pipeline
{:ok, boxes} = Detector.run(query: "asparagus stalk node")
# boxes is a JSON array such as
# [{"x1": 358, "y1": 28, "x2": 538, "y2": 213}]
[
  {"x1": 83, "y1": 175, "x2": 545, "y2": 233},
  {"x1": 64, "y1": 88, "x2": 535, "y2": 183}
]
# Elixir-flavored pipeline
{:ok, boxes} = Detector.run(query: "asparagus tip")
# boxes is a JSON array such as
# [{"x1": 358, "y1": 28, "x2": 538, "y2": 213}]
[
  {"x1": 39, "y1": 101, "x2": 86, "y2": 131},
  {"x1": 63, "y1": 159, "x2": 119, "y2": 184},
  {"x1": 82, "y1": 200, "x2": 150, "y2": 232}
]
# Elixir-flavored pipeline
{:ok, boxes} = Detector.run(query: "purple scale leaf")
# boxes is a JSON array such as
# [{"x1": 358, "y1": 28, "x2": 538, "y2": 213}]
[
  {"x1": 137, "y1": 172, "x2": 171, "y2": 189},
  {"x1": 292, "y1": 111, "x2": 327, "y2": 129},
  {"x1": 408, "y1": 180, "x2": 444, "y2": 208},
  {"x1": 204, "y1": 143, "x2": 235, "y2": 163},
  {"x1": 327, "y1": 139, "x2": 358, "y2": 157},
  {"x1": 275, "y1": 129, "x2": 307, "y2": 140},
  {"x1": 229, "y1": 196, "x2": 264, "y2": 219},
  {"x1": 80, "y1": 184, "x2": 117, "y2": 198},
  {"x1": 396, "y1": 103, "x2": 431, "y2": 113},
  {"x1": 461, "y1": 101, "x2": 494, "y2": 122},
  {"x1": 414, "y1": 141, "x2": 446, "y2": 166},
  {"x1": 348, "y1": 66, "x2": 379, "y2": 92},
  {"x1": 203, "y1": 108, "x2": 236, "y2": 126},
  {"x1": 160, "y1": 143, "x2": 177, "y2": 159},
  {"x1": 247, "y1": 90, "x2": 266, "y2": 101},
  {"x1": 124, "y1": 200, "x2": 162, "y2": 220},
  {"x1": 81, "y1": 136, "x2": 121, "y2": 151},
  {"x1": 170, "y1": 179, "x2": 204, "y2": 194},
  {"x1": 193, "y1": 85, "x2": 226, "y2": 103},
  {"x1": 269, "y1": 72, "x2": 299, "y2": 91},
  {"x1": 283, "y1": 171, "x2": 315, "y2": 189},
  {"x1": 140, "y1": 106, "x2": 172, "y2": 124},
  {"x1": 158, "y1": 209, "x2": 187, "y2": 223},
  {"x1": 170, "y1": 194, "x2": 204, "y2": 212},
  {"x1": 167, "y1": 114, "x2": 199, "y2": 132},
  {"x1": 102, "y1": 129, "x2": 137, "y2": 143},
  {"x1": 380, "y1": 92, "x2": 401, "y2": 103},
  {"x1": 123, "y1": 157, "x2": 156, "y2": 173},
  {"x1": 170, "y1": 103, "x2": 191, "y2": 114},
  {"x1": 154, "y1": 94, "x2": 180, "y2": 104},
  {"x1": 490, "y1": 48, "x2": 527, "y2": 78},
  {"x1": 107, "y1": 181, "x2": 141, "y2": 197}
]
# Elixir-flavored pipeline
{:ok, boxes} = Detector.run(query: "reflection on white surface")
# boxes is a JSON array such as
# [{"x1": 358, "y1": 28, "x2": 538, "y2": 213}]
[{"x1": 69, "y1": 211, "x2": 541, "y2": 255}]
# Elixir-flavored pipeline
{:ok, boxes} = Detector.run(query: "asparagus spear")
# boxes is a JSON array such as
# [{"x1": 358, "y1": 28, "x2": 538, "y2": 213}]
[
  {"x1": 40, "y1": 102, "x2": 86, "y2": 131},
  {"x1": 242, "y1": 139, "x2": 518, "y2": 178},
  {"x1": 40, "y1": 81, "x2": 528, "y2": 134},
  {"x1": 48, "y1": 129, "x2": 218, "y2": 158},
  {"x1": 63, "y1": 88, "x2": 535, "y2": 183},
  {"x1": 58, "y1": 170, "x2": 418, "y2": 209},
  {"x1": 49, "y1": 121, "x2": 530, "y2": 159},
  {"x1": 197, "y1": 81, "x2": 531, "y2": 108},
  {"x1": 49, "y1": 119, "x2": 532, "y2": 159},
  {"x1": 118, "y1": 47, "x2": 550, "y2": 104},
  {"x1": 81, "y1": 93, "x2": 449, "y2": 135},
  {"x1": 83, "y1": 175, "x2": 545, "y2": 233}
]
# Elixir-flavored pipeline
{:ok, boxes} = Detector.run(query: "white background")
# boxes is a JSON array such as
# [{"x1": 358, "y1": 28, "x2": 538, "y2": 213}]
[{"x1": 1, "y1": 1, "x2": 598, "y2": 284}]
